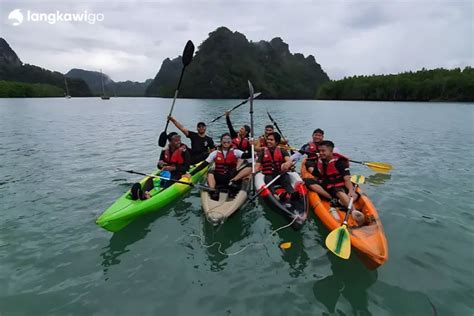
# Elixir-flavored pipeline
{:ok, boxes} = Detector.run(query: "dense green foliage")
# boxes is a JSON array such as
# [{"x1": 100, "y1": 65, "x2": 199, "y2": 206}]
[
  {"x1": 67, "y1": 68, "x2": 152, "y2": 96},
  {"x1": 0, "y1": 64, "x2": 92, "y2": 97},
  {"x1": 317, "y1": 68, "x2": 474, "y2": 102},
  {"x1": 0, "y1": 80, "x2": 64, "y2": 97},
  {"x1": 0, "y1": 38, "x2": 92, "y2": 97},
  {"x1": 146, "y1": 27, "x2": 330, "y2": 99}
]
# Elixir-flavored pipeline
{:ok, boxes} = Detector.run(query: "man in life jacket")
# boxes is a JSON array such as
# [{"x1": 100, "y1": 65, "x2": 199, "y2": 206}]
[
  {"x1": 255, "y1": 125, "x2": 289, "y2": 153},
  {"x1": 187, "y1": 133, "x2": 252, "y2": 200},
  {"x1": 304, "y1": 140, "x2": 365, "y2": 225},
  {"x1": 168, "y1": 116, "x2": 215, "y2": 164},
  {"x1": 254, "y1": 132, "x2": 297, "y2": 200},
  {"x1": 157, "y1": 132, "x2": 191, "y2": 188},
  {"x1": 291, "y1": 128, "x2": 324, "y2": 172}
]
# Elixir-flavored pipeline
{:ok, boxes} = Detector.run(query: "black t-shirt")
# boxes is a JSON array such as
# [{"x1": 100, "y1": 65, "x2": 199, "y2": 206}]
[{"x1": 187, "y1": 131, "x2": 215, "y2": 155}]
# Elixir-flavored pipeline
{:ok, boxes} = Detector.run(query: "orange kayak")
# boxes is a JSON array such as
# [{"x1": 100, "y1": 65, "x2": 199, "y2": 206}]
[{"x1": 301, "y1": 160, "x2": 388, "y2": 269}]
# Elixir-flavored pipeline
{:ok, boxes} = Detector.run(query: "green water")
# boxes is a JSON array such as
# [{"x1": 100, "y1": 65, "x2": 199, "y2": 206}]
[{"x1": 0, "y1": 98, "x2": 473, "y2": 315}]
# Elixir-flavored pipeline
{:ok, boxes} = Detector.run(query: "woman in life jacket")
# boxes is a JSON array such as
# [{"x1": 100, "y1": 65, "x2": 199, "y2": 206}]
[
  {"x1": 304, "y1": 140, "x2": 365, "y2": 225},
  {"x1": 187, "y1": 133, "x2": 252, "y2": 200},
  {"x1": 157, "y1": 132, "x2": 191, "y2": 188},
  {"x1": 225, "y1": 111, "x2": 250, "y2": 153}
]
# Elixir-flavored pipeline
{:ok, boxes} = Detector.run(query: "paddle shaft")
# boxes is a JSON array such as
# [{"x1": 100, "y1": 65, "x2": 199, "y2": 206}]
[
  {"x1": 117, "y1": 169, "x2": 194, "y2": 186},
  {"x1": 208, "y1": 92, "x2": 261, "y2": 124},
  {"x1": 341, "y1": 183, "x2": 359, "y2": 225},
  {"x1": 267, "y1": 111, "x2": 287, "y2": 142},
  {"x1": 162, "y1": 67, "x2": 186, "y2": 134}
]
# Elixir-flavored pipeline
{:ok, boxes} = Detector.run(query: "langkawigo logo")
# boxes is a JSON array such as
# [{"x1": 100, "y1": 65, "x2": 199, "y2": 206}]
[
  {"x1": 8, "y1": 9, "x2": 23, "y2": 26},
  {"x1": 7, "y1": 8, "x2": 104, "y2": 26}
]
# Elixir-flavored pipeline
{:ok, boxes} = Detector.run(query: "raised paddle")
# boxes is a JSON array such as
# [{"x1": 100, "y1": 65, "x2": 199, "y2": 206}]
[
  {"x1": 325, "y1": 174, "x2": 366, "y2": 259},
  {"x1": 116, "y1": 168, "x2": 216, "y2": 192},
  {"x1": 266, "y1": 111, "x2": 288, "y2": 143},
  {"x1": 208, "y1": 92, "x2": 262, "y2": 124},
  {"x1": 158, "y1": 40, "x2": 195, "y2": 147},
  {"x1": 248, "y1": 80, "x2": 256, "y2": 194}
]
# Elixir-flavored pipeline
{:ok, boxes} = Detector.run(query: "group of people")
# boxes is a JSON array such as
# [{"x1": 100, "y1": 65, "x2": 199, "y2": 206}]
[{"x1": 131, "y1": 111, "x2": 365, "y2": 225}]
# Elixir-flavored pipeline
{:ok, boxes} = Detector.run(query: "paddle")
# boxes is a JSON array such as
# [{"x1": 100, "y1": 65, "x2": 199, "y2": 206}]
[
  {"x1": 349, "y1": 160, "x2": 392, "y2": 174},
  {"x1": 266, "y1": 111, "x2": 288, "y2": 143},
  {"x1": 248, "y1": 80, "x2": 256, "y2": 194},
  {"x1": 208, "y1": 92, "x2": 262, "y2": 124},
  {"x1": 158, "y1": 40, "x2": 195, "y2": 147},
  {"x1": 287, "y1": 146, "x2": 392, "y2": 173},
  {"x1": 116, "y1": 168, "x2": 216, "y2": 192},
  {"x1": 325, "y1": 174, "x2": 366, "y2": 259},
  {"x1": 247, "y1": 161, "x2": 297, "y2": 202}
]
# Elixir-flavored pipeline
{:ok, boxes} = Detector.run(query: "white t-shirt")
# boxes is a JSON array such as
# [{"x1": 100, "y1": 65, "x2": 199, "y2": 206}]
[{"x1": 205, "y1": 149, "x2": 244, "y2": 163}]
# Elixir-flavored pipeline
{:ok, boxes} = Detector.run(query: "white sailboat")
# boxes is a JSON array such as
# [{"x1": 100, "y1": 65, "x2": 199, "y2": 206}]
[
  {"x1": 64, "y1": 77, "x2": 71, "y2": 99},
  {"x1": 100, "y1": 69, "x2": 110, "y2": 100}
]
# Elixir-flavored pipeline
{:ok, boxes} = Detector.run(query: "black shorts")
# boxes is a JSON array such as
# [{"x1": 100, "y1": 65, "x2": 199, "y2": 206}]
[
  {"x1": 327, "y1": 186, "x2": 348, "y2": 198},
  {"x1": 209, "y1": 170, "x2": 237, "y2": 187}
]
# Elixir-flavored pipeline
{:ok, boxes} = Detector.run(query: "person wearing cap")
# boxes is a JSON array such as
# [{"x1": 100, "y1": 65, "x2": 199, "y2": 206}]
[
  {"x1": 168, "y1": 116, "x2": 215, "y2": 164},
  {"x1": 186, "y1": 133, "x2": 252, "y2": 200},
  {"x1": 157, "y1": 132, "x2": 191, "y2": 187},
  {"x1": 254, "y1": 132, "x2": 299, "y2": 201}
]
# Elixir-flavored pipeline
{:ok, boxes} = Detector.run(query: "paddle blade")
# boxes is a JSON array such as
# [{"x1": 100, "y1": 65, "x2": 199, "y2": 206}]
[
  {"x1": 350, "y1": 174, "x2": 366, "y2": 184},
  {"x1": 182, "y1": 40, "x2": 195, "y2": 66},
  {"x1": 325, "y1": 225, "x2": 351, "y2": 259},
  {"x1": 364, "y1": 161, "x2": 392, "y2": 173},
  {"x1": 158, "y1": 131, "x2": 167, "y2": 147}
]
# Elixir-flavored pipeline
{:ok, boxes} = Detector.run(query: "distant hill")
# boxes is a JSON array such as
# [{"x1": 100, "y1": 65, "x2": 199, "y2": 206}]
[
  {"x1": 317, "y1": 68, "x2": 474, "y2": 102},
  {"x1": 66, "y1": 68, "x2": 152, "y2": 97},
  {"x1": 146, "y1": 27, "x2": 330, "y2": 99},
  {"x1": 0, "y1": 38, "x2": 92, "y2": 97}
]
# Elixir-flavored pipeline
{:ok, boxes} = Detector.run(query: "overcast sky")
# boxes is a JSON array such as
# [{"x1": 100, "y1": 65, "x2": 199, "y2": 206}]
[{"x1": 1, "y1": 0, "x2": 472, "y2": 82}]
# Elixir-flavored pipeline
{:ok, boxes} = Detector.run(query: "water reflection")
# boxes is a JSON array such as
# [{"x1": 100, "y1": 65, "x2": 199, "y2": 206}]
[
  {"x1": 261, "y1": 205, "x2": 310, "y2": 278},
  {"x1": 313, "y1": 254, "x2": 378, "y2": 315},
  {"x1": 366, "y1": 173, "x2": 392, "y2": 187}
]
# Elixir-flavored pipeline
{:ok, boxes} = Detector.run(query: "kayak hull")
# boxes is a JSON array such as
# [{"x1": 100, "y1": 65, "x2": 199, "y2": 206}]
[
  {"x1": 201, "y1": 179, "x2": 250, "y2": 225},
  {"x1": 254, "y1": 172, "x2": 309, "y2": 229},
  {"x1": 96, "y1": 163, "x2": 208, "y2": 232},
  {"x1": 301, "y1": 160, "x2": 388, "y2": 269}
]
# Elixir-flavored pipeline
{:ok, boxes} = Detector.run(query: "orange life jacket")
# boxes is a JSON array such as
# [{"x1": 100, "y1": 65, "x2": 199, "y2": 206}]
[{"x1": 316, "y1": 153, "x2": 349, "y2": 189}]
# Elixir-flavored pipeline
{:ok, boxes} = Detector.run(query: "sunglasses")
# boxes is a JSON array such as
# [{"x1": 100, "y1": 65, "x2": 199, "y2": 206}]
[
  {"x1": 197, "y1": 125, "x2": 206, "y2": 128},
  {"x1": 221, "y1": 138, "x2": 232, "y2": 143}
]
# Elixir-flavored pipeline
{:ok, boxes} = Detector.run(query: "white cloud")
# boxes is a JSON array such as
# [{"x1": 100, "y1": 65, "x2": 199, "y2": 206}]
[{"x1": 1, "y1": 0, "x2": 472, "y2": 81}]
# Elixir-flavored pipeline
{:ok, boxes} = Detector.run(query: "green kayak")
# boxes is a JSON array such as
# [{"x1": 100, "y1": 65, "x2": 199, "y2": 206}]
[{"x1": 96, "y1": 163, "x2": 208, "y2": 232}]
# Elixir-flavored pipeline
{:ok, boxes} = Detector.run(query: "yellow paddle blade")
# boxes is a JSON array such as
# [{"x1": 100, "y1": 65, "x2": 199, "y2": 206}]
[
  {"x1": 179, "y1": 176, "x2": 191, "y2": 183},
  {"x1": 325, "y1": 225, "x2": 351, "y2": 259},
  {"x1": 279, "y1": 242, "x2": 292, "y2": 250},
  {"x1": 350, "y1": 174, "x2": 365, "y2": 184},
  {"x1": 364, "y1": 161, "x2": 393, "y2": 173}
]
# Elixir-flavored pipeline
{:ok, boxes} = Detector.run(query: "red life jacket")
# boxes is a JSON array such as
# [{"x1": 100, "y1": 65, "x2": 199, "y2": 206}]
[
  {"x1": 261, "y1": 147, "x2": 284, "y2": 175},
  {"x1": 317, "y1": 153, "x2": 349, "y2": 189},
  {"x1": 163, "y1": 144, "x2": 187, "y2": 165},
  {"x1": 232, "y1": 136, "x2": 249, "y2": 152},
  {"x1": 307, "y1": 141, "x2": 320, "y2": 159},
  {"x1": 214, "y1": 149, "x2": 238, "y2": 175}
]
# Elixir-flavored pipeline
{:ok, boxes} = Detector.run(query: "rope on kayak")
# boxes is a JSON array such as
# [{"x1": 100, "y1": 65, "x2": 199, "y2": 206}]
[{"x1": 186, "y1": 215, "x2": 301, "y2": 256}]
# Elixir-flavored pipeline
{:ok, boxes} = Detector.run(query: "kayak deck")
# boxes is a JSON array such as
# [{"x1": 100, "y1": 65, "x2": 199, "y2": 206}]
[
  {"x1": 201, "y1": 179, "x2": 250, "y2": 225},
  {"x1": 97, "y1": 162, "x2": 208, "y2": 232},
  {"x1": 254, "y1": 172, "x2": 309, "y2": 229},
  {"x1": 300, "y1": 160, "x2": 388, "y2": 269}
]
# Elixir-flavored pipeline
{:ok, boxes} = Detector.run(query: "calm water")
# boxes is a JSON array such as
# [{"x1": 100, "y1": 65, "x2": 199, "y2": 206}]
[{"x1": 0, "y1": 97, "x2": 473, "y2": 315}]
